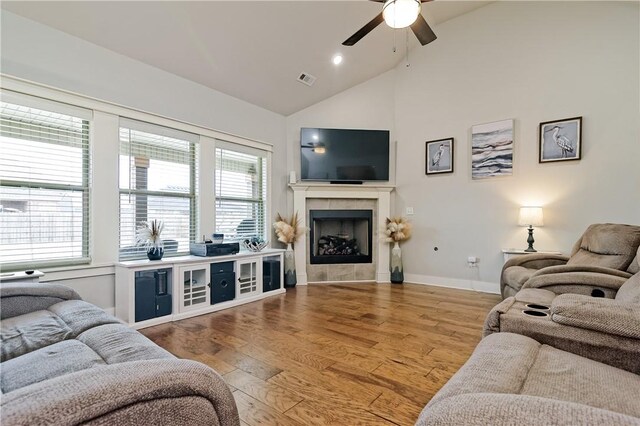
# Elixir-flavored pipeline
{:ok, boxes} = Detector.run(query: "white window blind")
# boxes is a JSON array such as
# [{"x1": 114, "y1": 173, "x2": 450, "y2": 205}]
[
  {"x1": 215, "y1": 145, "x2": 267, "y2": 241},
  {"x1": 119, "y1": 120, "x2": 198, "y2": 260},
  {"x1": 0, "y1": 95, "x2": 91, "y2": 269}
]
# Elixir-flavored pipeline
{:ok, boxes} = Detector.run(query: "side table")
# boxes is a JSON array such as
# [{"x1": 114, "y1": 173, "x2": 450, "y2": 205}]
[{"x1": 502, "y1": 249, "x2": 562, "y2": 264}]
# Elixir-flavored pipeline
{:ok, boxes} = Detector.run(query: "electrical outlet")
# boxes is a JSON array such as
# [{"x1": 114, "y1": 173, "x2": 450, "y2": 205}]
[
  {"x1": 406, "y1": 207, "x2": 414, "y2": 215},
  {"x1": 467, "y1": 256, "x2": 478, "y2": 267}
]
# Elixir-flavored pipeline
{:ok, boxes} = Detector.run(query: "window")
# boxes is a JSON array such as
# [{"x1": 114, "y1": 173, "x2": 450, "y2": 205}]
[
  {"x1": 119, "y1": 119, "x2": 198, "y2": 260},
  {"x1": 0, "y1": 92, "x2": 91, "y2": 269},
  {"x1": 215, "y1": 144, "x2": 267, "y2": 241}
]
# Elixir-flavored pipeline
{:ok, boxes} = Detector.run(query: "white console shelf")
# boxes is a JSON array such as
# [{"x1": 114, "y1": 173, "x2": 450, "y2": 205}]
[{"x1": 115, "y1": 248, "x2": 285, "y2": 329}]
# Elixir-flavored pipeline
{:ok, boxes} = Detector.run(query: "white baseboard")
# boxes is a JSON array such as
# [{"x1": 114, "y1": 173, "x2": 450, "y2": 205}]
[
  {"x1": 307, "y1": 280, "x2": 376, "y2": 285},
  {"x1": 403, "y1": 273, "x2": 500, "y2": 294},
  {"x1": 295, "y1": 272, "x2": 308, "y2": 285}
]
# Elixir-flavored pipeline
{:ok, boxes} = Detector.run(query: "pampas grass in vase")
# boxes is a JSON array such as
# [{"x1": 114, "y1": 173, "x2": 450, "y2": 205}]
[
  {"x1": 273, "y1": 212, "x2": 305, "y2": 288},
  {"x1": 384, "y1": 217, "x2": 411, "y2": 284},
  {"x1": 136, "y1": 219, "x2": 164, "y2": 260},
  {"x1": 273, "y1": 212, "x2": 304, "y2": 247}
]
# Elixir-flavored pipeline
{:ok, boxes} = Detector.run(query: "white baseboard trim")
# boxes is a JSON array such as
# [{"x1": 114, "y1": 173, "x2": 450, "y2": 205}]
[
  {"x1": 404, "y1": 273, "x2": 500, "y2": 294},
  {"x1": 296, "y1": 272, "x2": 308, "y2": 286},
  {"x1": 307, "y1": 280, "x2": 376, "y2": 285},
  {"x1": 376, "y1": 272, "x2": 391, "y2": 283}
]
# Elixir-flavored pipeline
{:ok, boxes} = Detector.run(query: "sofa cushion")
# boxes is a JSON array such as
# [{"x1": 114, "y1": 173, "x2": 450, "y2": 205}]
[
  {"x1": 616, "y1": 272, "x2": 640, "y2": 304},
  {"x1": 0, "y1": 340, "x2": 105, "y2": 393},
  {"x1": 1, "y1": 310, "x2": 72, "y2": 362},
  {"x1": 419, "y1": 333, "x2": 640, "y2": 424},
  {"x1": 502, "y1": 266, "x2": 537, "y2": 295},
  {"x1": 567, "y1": 224, "x2": 640, "y2": 270},
  {"x1": 48, "y1": 300, "x2": 121, "y2": 337},
  {"x1": 522, "y1": 344, "x2": 640, "y2": 417},
  {"x1": 628, "y1": 247, "x2": 640, "y2": 274},
  {"x1": 514, "y1": 288, "x2": 556, "y2": 305},
  {"x1": 77, "y1": 323, "x2": 173, "y2": 364},
  {"x1": 0, "y1": 283, "x2": 81, "y2": 320}
]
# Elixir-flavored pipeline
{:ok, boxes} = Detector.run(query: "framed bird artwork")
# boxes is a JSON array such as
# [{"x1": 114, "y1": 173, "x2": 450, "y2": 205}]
[
  {"x1": 539, "y1": 117, "x2": 582, "y2": 163},
  {"x1": 426, "y1": 138, "x2": 454, "y2": 175}
]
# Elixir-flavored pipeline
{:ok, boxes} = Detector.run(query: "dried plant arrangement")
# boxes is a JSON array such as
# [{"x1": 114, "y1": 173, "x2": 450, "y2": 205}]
[
  {"x1": 136, "y1": 219, "x2": 164, "y2": 253},
  {"x1": 273, "y1": 212, "x2": 305, "y2": 245},
  {"x1": 384, "y1": 217, "x2": 412, "y2": 243}
]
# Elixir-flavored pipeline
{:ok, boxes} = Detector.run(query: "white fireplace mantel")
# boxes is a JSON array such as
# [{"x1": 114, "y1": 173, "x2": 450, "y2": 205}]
[{"x1": 289, "y1": 183, "x2": 395, "y2": 284}]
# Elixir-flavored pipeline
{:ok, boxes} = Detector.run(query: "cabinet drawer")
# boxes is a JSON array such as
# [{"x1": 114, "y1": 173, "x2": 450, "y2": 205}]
[{"x1": 211, "y1": 261, "x2": 234, "y2": 274}]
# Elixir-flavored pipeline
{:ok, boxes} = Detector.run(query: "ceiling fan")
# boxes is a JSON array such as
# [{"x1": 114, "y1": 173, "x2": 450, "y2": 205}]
[{"x1": 343, "y1": 0, "x2": 437, "y2": 47}]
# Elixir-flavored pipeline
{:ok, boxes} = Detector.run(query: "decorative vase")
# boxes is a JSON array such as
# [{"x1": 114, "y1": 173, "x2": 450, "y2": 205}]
[
  {"x1": 147, "y1": 247, "x2": 164, "y2": 261},
  {"x1": 284, "y1": 243, "x2": 297, "y2": 288},
  {"x1": 390, "y1": 242, "x2": 404, "y2": 284}
]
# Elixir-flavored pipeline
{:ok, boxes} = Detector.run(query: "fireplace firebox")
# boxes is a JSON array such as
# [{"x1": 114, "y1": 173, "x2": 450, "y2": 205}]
[{"x1": 309, "y1": 210, "x2": 372, "y2": 265}]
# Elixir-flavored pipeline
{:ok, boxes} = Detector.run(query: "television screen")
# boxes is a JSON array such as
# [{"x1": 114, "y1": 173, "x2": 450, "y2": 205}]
[{"x1": 300, "y1": 128, "x2": 390, "y2": 182}]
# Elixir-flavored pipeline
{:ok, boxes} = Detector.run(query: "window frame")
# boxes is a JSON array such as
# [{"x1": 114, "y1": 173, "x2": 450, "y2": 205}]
[
  {"x1": 117, "y1": 122, "x2": 199, "y2": 260},
  {"x1": 0, "y1": 94, "x2": 91, "y2": 270},
  {"x1": 214, "y1": 143, "x2": 268, "y2": 242}
]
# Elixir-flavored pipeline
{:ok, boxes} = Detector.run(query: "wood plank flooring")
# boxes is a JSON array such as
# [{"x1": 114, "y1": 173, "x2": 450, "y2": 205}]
[{"x1": 142, "y1": 283, "x2": 501, "y2": 425}]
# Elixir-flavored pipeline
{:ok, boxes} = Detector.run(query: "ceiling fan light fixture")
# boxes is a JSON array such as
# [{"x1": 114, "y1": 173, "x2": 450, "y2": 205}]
[{"x1": 382, "y1": 0, "x2": 421, "y2": 29}]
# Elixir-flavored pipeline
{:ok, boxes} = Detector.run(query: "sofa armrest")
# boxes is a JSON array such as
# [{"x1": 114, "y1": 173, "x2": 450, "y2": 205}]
[
  {"x1": 0, "y1": 283, "x2": 81, "y2": 319},
  {"x1": 522, "y1": 267, "x2": 630, "y2": 297},
  {"x1": 482, "y1": 297, "x2": 516, "y2": 337},
  {"x1": 502, "y1": 254, "x2": 569, "y2": 271},
  {"x1": 0, "y1": 359, "x2": 240, "y2": 426},
  {"x1": 550, "y1": 294, "x2": 640, "y2": 339},
  {"x1": 531, "y1": 264, "x2": 633, "y2": 279},
  {"x1": 417, "y1": 393, "x2": 640, "y2": 426}
]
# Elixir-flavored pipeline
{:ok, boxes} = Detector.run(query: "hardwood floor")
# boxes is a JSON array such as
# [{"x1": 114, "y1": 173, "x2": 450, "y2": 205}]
[{"x1": 142, "y1": 283, "x2": 501, "y2": 425}]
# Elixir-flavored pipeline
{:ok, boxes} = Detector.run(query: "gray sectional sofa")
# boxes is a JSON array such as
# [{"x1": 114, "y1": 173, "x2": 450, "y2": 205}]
[
  {"x1": 0, "y1": 282, "x2": 239, "y2": 426},
  {"x1": 419, "y1": 226, "x2": 640, "y2": 425},
  {"x1": 416, "y1": 332, "x2": 640, "y2": 425}
]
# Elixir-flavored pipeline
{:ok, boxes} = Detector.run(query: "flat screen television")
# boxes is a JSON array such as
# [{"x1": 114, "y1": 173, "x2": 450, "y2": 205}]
[{"x1": 300, "y1": 127, "x2": 390, "y2": 182}]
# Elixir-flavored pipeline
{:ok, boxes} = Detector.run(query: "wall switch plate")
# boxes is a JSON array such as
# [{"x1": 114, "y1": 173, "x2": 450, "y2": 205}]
[{"x1": 406, "y1": 207, "x2": 414, "y2": 215}]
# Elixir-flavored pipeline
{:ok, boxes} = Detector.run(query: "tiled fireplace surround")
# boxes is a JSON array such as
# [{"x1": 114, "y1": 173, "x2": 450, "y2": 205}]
[{"x1": 290, "y1": 184, "x2": 394, "y2": 284}]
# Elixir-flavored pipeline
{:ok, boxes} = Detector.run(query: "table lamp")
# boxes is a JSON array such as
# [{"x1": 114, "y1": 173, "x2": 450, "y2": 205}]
[{"x1": 518, "y1": 207, "x2": 543, "y2": 252}]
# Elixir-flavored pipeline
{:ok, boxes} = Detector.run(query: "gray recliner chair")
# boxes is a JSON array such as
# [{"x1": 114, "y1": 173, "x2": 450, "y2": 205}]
[{"x1": 500, "y1": 223, "x2": 640, "y2": 299}]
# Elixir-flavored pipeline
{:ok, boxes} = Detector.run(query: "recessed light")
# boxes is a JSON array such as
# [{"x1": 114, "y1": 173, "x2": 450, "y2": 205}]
[{"x1": 332, "y1": 54, "x2": 343, "y2": 65}]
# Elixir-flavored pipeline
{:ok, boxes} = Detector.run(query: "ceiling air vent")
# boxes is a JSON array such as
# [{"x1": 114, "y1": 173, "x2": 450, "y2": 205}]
[{"x1": 297, "y1": 72, "x2": 316, "y2": 87}]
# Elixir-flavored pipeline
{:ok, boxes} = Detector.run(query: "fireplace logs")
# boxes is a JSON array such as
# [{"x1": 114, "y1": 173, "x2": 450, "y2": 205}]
[{"x1": 317, "y1": 235, "x2": 361, "y2": 256}]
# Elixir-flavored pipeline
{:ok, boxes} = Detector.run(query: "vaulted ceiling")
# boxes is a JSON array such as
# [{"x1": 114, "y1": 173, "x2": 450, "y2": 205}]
[{"x1": 2, "y1": 1, "x2": 490, "y2": 115}]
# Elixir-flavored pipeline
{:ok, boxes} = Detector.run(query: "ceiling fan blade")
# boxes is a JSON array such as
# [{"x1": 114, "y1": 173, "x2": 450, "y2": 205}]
[
  {"x1": 410, "y1": 14, "x2": 437, "y2": 46},
  {"x1": 342, "y1": 12, "x2": 384, "y2": 46}
]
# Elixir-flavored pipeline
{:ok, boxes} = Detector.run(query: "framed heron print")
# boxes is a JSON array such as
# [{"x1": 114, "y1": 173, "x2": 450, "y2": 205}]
[
  {"x1": 539, "y1": 117, "x2": 582, "y2": 163},
  {"x1": 426, "y1": 138, "x2": 454, "y2": 175}
]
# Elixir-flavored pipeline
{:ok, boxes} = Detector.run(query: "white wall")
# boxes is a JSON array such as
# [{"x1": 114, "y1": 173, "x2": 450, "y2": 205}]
[
  {"x1": 286, "y1": 1, "x2": 640, "y2": 292},
  {"x1": 285, "y1": 69, "x2": 397, "y2": 210},
  {"x1": 1, "y1": 11, "x2": 287, "y2": 309}
]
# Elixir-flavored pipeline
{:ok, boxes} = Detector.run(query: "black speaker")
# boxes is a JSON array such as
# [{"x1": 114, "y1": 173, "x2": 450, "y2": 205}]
[
  {"x1": 263, "y1": 259, "x2": 280, "y2": 293},
  {"x1": 211, "y1": 265, "x2": 235, "y2": 304}
]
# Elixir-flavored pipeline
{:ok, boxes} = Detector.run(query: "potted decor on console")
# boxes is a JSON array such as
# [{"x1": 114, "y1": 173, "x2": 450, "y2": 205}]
[
  {"x1": 273, "y1": 212, "x2": 304, "y2": 288},
  {"x1": 384, "y1": 217, "x2": 412, "y2": 284},
  {"x1": 136, "y1": 219, "x2": 165, "y2": 260}
]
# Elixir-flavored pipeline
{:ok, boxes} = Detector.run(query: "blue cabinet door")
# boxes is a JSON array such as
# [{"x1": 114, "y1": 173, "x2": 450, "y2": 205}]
[{"x1": 135, "y1": 271, "x2": 157, "y2": 322}]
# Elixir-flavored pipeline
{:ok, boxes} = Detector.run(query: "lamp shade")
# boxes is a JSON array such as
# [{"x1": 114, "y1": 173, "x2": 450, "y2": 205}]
[
  {"x1": 518, "y1": 207, "x2": 544, "y2": 227},
  {"x1": 383, "y1": 0, "x2": 421, "y2": 29}
]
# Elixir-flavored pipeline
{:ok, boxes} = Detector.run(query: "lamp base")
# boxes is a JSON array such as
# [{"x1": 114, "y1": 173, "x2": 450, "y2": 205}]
[{"x1": 525, "y1": 226, "x2": 537, "y2": 252}]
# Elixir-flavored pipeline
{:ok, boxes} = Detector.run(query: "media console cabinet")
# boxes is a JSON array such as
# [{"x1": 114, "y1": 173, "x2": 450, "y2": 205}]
[{"x1": 115, "y1": 248, "x2": 285, "y2": 329}]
